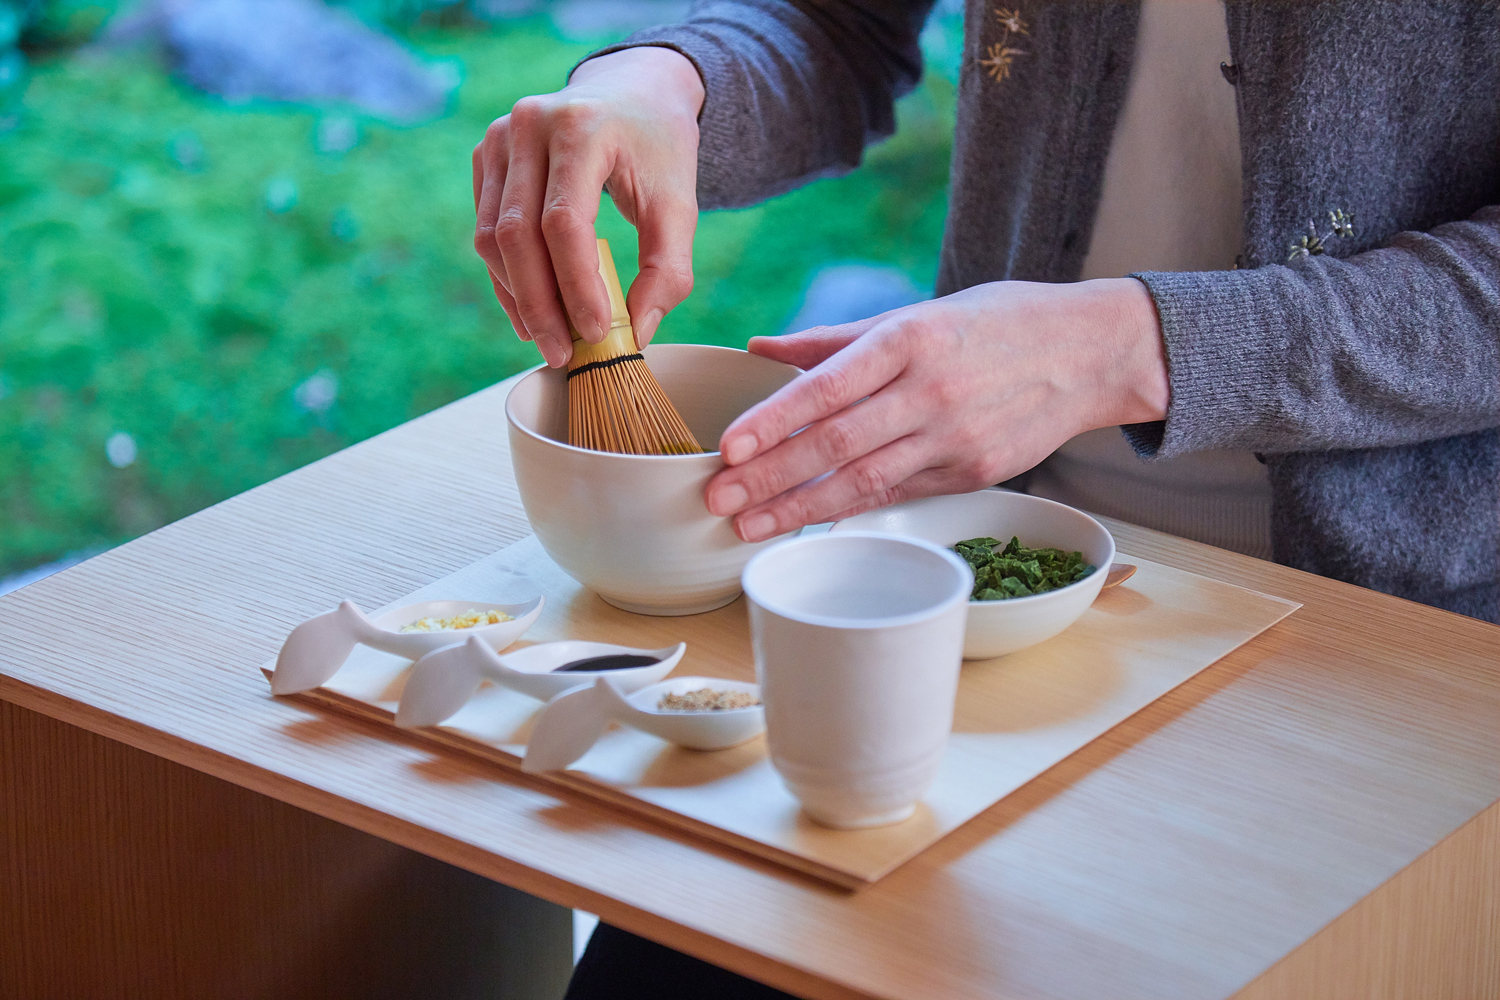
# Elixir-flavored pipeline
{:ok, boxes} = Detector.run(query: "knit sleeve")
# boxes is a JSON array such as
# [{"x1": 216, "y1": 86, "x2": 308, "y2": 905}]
[
  {"x1": 572, "y1": 0, "x2": 935, "y2": 210},
  {"x1": 1123, "y1": 205, "x2": 1500, "y2": 457}
]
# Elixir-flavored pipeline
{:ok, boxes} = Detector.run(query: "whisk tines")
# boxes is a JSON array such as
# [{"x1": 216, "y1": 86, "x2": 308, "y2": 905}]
[{"x1": 565, "y1": 240, "x2": 704, "y2": 456}]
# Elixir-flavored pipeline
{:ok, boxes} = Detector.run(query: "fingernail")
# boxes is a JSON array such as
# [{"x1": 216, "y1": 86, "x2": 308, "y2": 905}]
[
  {"x1": 538, "y1": 338, "x2": 565, "y2": 368},
  {"x1": 712, "y1": 483, "x2": 749, "y2": 516},
  {"x1": 722, "y1": 435, "x2": 755, "y2": 465},
  {"x1": 573, "y1": 312, "x2": 603, "y2": 343},
  {"x1": 738, "y1": 512, "x2": 776, "y2": 542},
  {"x1": 636, "y1": 308, "x2": 663, "y2": 347}
]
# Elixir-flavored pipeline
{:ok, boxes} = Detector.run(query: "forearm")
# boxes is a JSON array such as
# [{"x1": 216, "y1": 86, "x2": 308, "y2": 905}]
[
  {"x1": 1129, "y1": 206, "x2": 1500, "y2": 457},
  {"x1": 575, "y1": 0, "x2": 935, "y2": 209}
]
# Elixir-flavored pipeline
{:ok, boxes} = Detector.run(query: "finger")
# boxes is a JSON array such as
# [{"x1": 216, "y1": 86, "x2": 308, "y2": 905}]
[
  {"x1": 496, "y1": 100, "x2": 572, "y2": 367},
  {"x1": 473, "y1": 124, "x2": 512, "y2": 293},
  {"x1": 475, "y1": 129, "x2": 540, "y2": 348},
  {"x1": 731, "y1": 434, "x2": 933, "y2": 542},
  {"x1": 485, "y1": 267, "x2": 530, "y2": 341},
  {"x1": 820, "y1": 466, "x2": 972, "y2": 523},
  {"x1": 705, "y1": 390, "x2": 914, "y2": 516},
  {"x1": 745, "y1": 312, "x2": 888, "y2": 369},
  {"x1": 471, "y1": 140, "x2": 485, "y2": 209},
  {"x1": 541, "y1": 120, "x2": 613, "y2": 344},
  {"x1": 626, "y1": 197, "x2": 697, "y2": 348},
  {"x1": 718, "y1": 325, "x2": 908, "y2": 466}
]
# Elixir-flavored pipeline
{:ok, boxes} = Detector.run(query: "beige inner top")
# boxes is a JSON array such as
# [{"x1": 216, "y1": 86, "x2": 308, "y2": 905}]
[{"x1": 1027, "y1": 0, "x2": 1273, "y2": 559}]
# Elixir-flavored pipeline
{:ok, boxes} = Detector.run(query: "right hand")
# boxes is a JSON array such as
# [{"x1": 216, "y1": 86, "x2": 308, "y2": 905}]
[{"x1": 472, "y1": 47, "x2": 705, "y2": 368}]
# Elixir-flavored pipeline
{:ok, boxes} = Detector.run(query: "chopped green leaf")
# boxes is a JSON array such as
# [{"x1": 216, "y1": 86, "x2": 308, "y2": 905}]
[{"x1": 951, "y1": 536, "x2": 1095, "y2": 601}]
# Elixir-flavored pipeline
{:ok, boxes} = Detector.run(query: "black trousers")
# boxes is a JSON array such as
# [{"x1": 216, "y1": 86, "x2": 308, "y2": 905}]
[{"x1": 566, "y1": 923, "x2": 802, "y2": 1000}]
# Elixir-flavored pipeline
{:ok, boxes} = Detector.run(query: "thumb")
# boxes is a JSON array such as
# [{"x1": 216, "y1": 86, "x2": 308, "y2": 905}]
[{"x1": 625, "y1": 200, "x2": 697, "y2": 347}]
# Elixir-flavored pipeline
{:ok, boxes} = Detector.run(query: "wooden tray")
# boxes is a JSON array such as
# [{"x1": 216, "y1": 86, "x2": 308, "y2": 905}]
[{"x1": 264, "y1": 535, "x2": 1298, "y2": 889}]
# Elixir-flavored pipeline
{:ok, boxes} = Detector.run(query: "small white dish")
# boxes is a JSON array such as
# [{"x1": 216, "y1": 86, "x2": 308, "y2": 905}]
[
  {"x1": 394, "y1": 637, "x2": 684, "y2": 728},
  {"x1": 522, "y1": 675, "x2": 765, "y2": 773},
  {"x1": 831, "y1": 490, "x2": 1115, "y2": 659},
  {"x1": 270, "y1": 597, "x2": 544, "y2": 696}
]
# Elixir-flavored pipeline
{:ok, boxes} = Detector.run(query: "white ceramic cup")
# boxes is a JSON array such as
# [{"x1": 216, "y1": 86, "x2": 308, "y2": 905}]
[{"x1": 741, "y1": 532, "x2": 973, "y2": 829}]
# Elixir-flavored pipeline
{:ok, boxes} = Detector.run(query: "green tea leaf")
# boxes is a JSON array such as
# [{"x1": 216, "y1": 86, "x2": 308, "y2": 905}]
[{"x1": 951, "y1": 535, "x2": 1095, "y2": 601}]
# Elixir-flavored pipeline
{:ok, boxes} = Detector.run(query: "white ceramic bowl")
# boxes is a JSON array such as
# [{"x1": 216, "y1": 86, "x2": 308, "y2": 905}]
[
  {"x1": 830, "y1": 490, "x2": 1115, "y2": 659},
  {"x1": 505, "y1": 344, "x2": 802, "y2": 616}
]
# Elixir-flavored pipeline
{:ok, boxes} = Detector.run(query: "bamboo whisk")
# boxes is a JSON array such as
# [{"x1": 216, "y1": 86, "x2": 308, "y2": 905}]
[{"x1": 566, "y1": 239, "x2": 704, "y2": 455}]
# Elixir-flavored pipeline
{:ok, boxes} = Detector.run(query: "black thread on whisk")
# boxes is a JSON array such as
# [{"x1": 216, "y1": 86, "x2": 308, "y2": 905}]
[{"x1": 566, "y1": 353, "x2": 644, "y2": 380}]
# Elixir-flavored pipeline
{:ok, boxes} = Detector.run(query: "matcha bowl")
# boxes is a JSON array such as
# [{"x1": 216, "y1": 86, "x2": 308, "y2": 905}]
[{"x1": 506, "y1": 344, "x2": 801, "y2": 616}]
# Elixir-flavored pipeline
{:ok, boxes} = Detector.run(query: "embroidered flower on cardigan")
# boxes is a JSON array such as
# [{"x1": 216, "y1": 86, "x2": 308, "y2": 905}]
[
  {"x1": 995, "y1": 6, "x2": 1028, "y2": 35},
  {"x1": 980, "y1": 7, "x2": 1028, "y2": 82},
  {"x1": 1287, "y1": 208, "x2": 1356, "y2": 261}
]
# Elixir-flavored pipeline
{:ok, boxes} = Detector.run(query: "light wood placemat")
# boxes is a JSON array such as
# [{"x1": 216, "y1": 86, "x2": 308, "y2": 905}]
[{"x1": 264, "y1": 535, "x2": 1298, "y2": 888}]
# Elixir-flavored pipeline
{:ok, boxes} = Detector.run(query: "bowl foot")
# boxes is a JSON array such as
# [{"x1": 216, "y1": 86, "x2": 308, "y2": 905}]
[
  {"x1": 801, "y1": 802, "x2": 917, "y2": 830},
  {"x1": 597, "y1": 591, "x2": 743, "y2": 617}
]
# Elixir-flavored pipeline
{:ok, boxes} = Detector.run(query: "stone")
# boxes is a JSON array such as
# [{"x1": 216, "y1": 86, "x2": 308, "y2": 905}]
[
  {"x1": 783, "y1": 263, "x2": 926, "y2": 333},
  {"x1": 105, "y1": 0, "x2": 456, "y2": 123},
  {"x1": 546, "y1": 0, "x2": 689, "y2": 41}
]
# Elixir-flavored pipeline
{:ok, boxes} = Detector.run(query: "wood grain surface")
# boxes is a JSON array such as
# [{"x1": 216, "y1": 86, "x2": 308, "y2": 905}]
[
  {"x1": 2, "y1": 374, "x2": 1497, "y2": 1000},
  {"x1": 275, "y1": 535, "x2": 1296, "y2": 888},
  {"x1": 1235, "y1": 797, "x2": 1499, "y2": 1000},
  {"x1": 0, "y1": 700, "x2": 575, "y2": 1000}
]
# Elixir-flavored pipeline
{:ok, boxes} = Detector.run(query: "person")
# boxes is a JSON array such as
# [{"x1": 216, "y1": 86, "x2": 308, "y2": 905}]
[{"x1": 472, "y1": 1, "x2": 1499, "y2": 994}]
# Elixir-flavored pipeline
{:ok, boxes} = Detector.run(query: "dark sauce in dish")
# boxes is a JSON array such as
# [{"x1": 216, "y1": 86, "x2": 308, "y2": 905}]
[{"x1": 552, "y1": 653, "x2": 661, "y2": 673}]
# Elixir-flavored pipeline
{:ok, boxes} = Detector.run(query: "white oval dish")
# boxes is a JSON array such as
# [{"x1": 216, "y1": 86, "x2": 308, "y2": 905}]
[
  {"x1": 270, "y1": 597, "x2": 544, "y2": 696},
  {"x1": 394, "y1": 637, "x2": 684, "y2": 728},
  {"x1": 506, "y1": 343, "x2": 802, "y2": 616},
  {"x1": 831, "y1": 490, "x2": 1115, "y2": 659},
  {"x1": 522, "y1": 675, "x2": 765, "y2": 773}
]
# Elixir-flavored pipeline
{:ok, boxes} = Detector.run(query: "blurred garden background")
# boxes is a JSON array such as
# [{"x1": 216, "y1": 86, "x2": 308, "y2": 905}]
[{"x1": 0, "y1": 0, "x2": 960, "y2": 585}]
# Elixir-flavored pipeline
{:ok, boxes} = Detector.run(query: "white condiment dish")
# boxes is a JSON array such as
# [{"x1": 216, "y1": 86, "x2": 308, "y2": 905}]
[
  {"x1": 394, "y1": 637, "x2": 684, "y2": 728},
  {"x1": 506, "y1": 344, "x2": 802, "y2": 616},
  {"x1": 522, "y1": 675, "x2": 765, "y2": 773},
  {"x1": 743, "y1": 532, "x2": 972, "y2": 829},
  {"x1": 831, "y1": 489, "x2": 1115, "y2": 659},
  {"x1": 270, "y1": 597, "x2": 544, "y2": 696}
]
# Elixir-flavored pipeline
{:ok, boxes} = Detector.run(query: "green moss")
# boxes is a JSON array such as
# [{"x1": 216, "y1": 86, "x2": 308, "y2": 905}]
[{"x1": 0, "y1": 19, "x2": 953, "y2": 575}]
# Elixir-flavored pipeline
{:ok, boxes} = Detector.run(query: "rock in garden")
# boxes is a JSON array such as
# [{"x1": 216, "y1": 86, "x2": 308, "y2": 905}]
[
  {"x1": 784, "y1": 263, "x2": 925, "y2": 333},
  {"x1": 105, "y1": 0, "x2": 456, "y2": 123},
  {"x1": 546, "y1": 0, "x2": 689, "y2": 41}
]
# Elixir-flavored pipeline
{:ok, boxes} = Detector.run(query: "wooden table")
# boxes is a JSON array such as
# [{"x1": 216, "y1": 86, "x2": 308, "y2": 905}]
[{"x1": 3, "y1": 375, "x2": 1497, "y2": 1000}]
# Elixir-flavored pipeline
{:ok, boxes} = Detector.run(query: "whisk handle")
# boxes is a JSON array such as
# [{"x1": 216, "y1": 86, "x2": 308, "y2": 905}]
[{"x1": 568, "y1": 238, "x2": 638, "y2": 370}]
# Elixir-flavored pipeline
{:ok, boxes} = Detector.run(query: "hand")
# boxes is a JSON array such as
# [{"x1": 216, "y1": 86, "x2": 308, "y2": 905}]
[
  {"x1": 472, "y1": 47, "x2": 704, "y2": 368},
  {"x1": 704, "y1": 278, "x2": 1169, "y2": 541}
]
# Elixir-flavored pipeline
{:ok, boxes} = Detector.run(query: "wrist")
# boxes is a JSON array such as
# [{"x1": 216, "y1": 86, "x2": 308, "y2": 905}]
[
  {"x1": 1089, "y1": 277, "x2": 1169, "y2": 426},
  {"x1": 570, "y1": 46, "x2": 705, "y2": 120}
]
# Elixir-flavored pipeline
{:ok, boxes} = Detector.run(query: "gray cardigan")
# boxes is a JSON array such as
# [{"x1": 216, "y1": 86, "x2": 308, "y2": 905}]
[{"x1": 592, "y1": 0, "x2": 1500, "y2": 622}]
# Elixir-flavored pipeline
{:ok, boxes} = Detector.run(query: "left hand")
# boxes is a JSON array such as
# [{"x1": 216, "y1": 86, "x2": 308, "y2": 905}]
[{"x1": 704, "y1": 277, "x2": 1170, "y2": 541}]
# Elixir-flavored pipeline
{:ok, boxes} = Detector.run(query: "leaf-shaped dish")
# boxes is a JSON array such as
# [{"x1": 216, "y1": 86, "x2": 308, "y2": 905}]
[
  {"x1": 394, "y1": 636, "x2": 684, "y2": 728},
  {"x1": 522, "y1": 675, "x2": 764, "y2": 773},
  {"x1": 270, "y1": 597, "x2": 544, "y2": 696}
]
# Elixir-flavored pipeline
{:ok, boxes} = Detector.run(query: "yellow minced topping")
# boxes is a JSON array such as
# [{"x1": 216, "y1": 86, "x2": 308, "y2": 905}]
[{"x1": 400, "y1": 608, "x2": 514, "y2": 633}]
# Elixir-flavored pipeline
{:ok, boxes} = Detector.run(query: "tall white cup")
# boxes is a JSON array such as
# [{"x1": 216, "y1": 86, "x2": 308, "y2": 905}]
[{"x1": 741, "y1": 531, "x2": 973, "y2": 829}]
